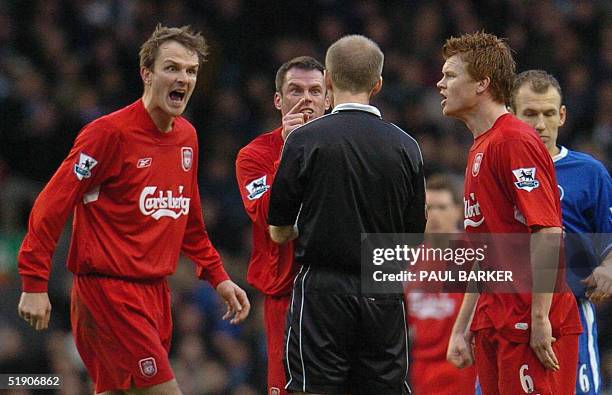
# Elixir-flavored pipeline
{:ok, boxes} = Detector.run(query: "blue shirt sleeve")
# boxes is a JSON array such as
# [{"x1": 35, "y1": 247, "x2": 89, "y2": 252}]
[{"x1": 593, "y1": 163, "x2": 612, "y2": 258}]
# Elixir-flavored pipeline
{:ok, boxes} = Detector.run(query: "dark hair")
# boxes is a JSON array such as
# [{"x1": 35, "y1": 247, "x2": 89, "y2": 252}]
[
  {"x1": 139, "y1": 24, "x2": 208, "y2": 70},
  {"x1": 442, "y1": 31, "x2": 516, "y2": 104},
  {"x1": 426, "y1": 174, "x2": 463, "y2": 205},
  {"x1": 510, "y1": 70, "x2": 563, "y2": 111},
  {"x1": 275, "y1": 56, "x2": 325, "y2": 93}
]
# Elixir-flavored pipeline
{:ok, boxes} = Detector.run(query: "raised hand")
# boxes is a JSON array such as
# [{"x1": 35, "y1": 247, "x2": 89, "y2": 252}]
[{"x1": 281, "y1": 98, "x2": 309, "y2": 140}]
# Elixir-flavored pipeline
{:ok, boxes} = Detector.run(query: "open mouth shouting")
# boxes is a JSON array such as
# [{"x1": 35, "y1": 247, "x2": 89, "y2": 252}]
[
  {"x1": 168, "y1": 89, "x2": 186, "y2": 107},
  {"x1": 440, "y1": 92, "x2": 447, "y2": 107}
]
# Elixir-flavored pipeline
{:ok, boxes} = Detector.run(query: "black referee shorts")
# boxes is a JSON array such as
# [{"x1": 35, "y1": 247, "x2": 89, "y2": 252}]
[{"x1": 284, "y1": 265, "x2": 411, "y2": 395}]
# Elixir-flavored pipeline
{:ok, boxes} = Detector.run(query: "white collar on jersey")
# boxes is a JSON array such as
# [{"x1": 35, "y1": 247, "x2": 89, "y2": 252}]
[
  {"x1": 331, "y1": 103, "x2": 381, "y2": 117},
  {"x1": 552, "y1": 146, "x2": 569, "y2": 163}
]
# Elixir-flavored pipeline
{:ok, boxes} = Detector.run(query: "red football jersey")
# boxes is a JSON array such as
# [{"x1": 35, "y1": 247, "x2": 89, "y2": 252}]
[
  {"x1": 463, "y1": 113, "x2": 581, "y2": 342},
  {"x1": 407, "y1": 292, "x2": 476, "y2": 394},
  {"x1": 18, "y1": 99, "x2": 229, "y2": 292},
  {"x1": 236, "y1": 127, "x2": 297, "y2": 296},
  {"x1": 407, "y1": 292, "x2": 464, "y2": 361}
]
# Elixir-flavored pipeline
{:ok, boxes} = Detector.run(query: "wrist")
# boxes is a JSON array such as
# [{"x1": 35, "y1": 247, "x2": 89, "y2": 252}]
[
  {"x1": 600, "y1": 257, "x2": 612, "y2": 269},
  {"x1": 451, "y1": 326, "x2": 467, "y2": 336},
  {"x1": 21, "y1": 275, "x2": 49, "y2": 293},
  {"x1": 215, "y1": 279, "x2": 231, "y2": 290},
  {"x1": 202, "y1": 267, "x2": 230, "y2": 289}
]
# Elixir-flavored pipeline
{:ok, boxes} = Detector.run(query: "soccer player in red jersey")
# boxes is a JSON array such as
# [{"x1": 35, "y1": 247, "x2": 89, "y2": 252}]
[
  {"x1": 407, "y1": 174, "x2": 477, "y2": 394},
  {"x1": 437, "y1": 32, "x2": 581, "y2": 395},
  {"x1": 17, "y1": 25, "x2": 250, "y2": 395},
  {"x1": 235, "y1": 56, "x2": 329, "y2": 395}
]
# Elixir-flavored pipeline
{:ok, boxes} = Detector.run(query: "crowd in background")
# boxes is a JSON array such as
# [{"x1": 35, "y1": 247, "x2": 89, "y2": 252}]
[{"x1": 0, "y1": 0, "x2": 610, "y2": 393}]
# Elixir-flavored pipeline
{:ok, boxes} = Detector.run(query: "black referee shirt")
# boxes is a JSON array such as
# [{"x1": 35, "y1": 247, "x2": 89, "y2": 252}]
[{"x1": 268, "y1": 103, "x2": 426, "y2": 271}]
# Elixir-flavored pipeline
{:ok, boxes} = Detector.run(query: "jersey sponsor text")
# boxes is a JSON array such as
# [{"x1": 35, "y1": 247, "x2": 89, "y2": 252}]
[
  {"x1": 464, "y1": 193, "x2": 484, "y2": 228},
  {"x1": 139, "y1": 186, "x2": 190, "y2": 219}
]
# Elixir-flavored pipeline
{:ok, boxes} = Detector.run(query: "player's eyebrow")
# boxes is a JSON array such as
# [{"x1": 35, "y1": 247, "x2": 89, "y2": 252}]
[
  {"x1": 286, "y1": 82, "x2": 305, "y2": 89},
  {"x1": 162, "y1": 59, "x2": 199, "y2": 68}
]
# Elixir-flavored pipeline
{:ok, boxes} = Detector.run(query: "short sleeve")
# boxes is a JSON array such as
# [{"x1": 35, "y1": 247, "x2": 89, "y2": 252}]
[
  {"x1": 268, "y1": 133, "x2": 306, "y2": 226},
  {"x1": 592, "y1": 162, "x2": 612, "y2": 257},
  {"x1": 493, "y1": 138, "x2": 561, "y2": 229}
]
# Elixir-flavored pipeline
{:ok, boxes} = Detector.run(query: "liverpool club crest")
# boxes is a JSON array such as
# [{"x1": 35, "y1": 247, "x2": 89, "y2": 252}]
[
  {"x1": 181, "y1": 147, "x2": 193, "y2": 171},
  {"x1": 139, "y1": 357, "x2": 157, "y2": 377},
  {"x1": 472, "y1": 153, "x2": 483, "y2": 176}
]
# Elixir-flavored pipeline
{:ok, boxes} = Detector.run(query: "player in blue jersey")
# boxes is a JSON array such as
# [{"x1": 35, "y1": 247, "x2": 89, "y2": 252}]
[{"x1": 509, "y1": 70, "x2": 612, "y2": 395}]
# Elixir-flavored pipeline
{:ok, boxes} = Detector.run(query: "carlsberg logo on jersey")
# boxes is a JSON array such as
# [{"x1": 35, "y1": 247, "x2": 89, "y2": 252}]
[
  {"x1": 139, "y1": 186, "x2": 190, "y2": 220},
  {"x1": 464, "y1": 193, "x2": 484, "y2": 228}
]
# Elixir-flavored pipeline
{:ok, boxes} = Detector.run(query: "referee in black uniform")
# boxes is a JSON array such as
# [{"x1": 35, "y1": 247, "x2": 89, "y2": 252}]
[{"x1": 268, "y1": 35, "x2": 426, "y2": 395}]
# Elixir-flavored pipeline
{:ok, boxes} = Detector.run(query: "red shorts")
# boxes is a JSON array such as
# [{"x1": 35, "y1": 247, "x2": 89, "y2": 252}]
[
  {"x1": 410, "y1": 358, "x2": 476, "y2": 395},
  {"x1": 71, "y1": 275, "x2": 174, "y2": 393},
  {"x1": 264, "y1": 294, "x2": 291, "y2": 395},
  {"x1": 475, "y1": 328, "x2": 578, "y2": 395}
]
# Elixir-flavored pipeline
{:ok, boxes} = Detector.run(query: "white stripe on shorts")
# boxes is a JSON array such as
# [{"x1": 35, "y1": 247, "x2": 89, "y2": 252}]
[{"x1": 581, "y1": 299, "x2": 600, "y2": 392}]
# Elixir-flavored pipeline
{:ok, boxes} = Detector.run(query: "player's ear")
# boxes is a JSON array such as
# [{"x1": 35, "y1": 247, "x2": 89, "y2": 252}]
[
  {"x1": 141, "y1": 67, "x2": 152, "y2": 85},
  {"x1": 476, "y1": 77, "x2": 490, "y2": 94},
  {"x1": 371, "y1": 76, "x2": 383, "y2": 97},
  {"x1": 324, "y1": 71, "x2": 335, "y2": 108},
  {"x1": 324, "y1": 70, "x2": 333, "y2": 91},
  {"x1": 324, "y1": 88, "x2": 331, "y2": 110},
  {"x1": 274, "y1": 92, "x2": 282, "y2": 110},
  {"x1": 559, "y1": 104, "x2": 567, "y2": 126}
]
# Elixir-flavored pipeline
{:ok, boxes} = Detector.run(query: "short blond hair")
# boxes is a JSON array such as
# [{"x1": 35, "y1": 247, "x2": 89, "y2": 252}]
[
  {"x1": 139, "y1": 24, "x2": 208, "y2": 70},
  {"x1": 325, "y1": 35, "x2": 383, "y2": 93},
  {"x1": 442, "y1": 31, "x2": 515, "y2": 104}
]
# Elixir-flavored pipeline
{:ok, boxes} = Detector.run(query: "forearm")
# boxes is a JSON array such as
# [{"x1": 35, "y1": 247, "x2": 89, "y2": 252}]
[
  {"x1": 19, "y1": 189, "x2": 76, "y2": 292},
  {"x1": 531, "y1": 292, "x2": 553, "y2": 321},
  {"x1": 451, "y1": 292, "x2": 479, "y2": 334},
  {"x1": 531, "y1": 227, "x2": 562, "y2": 319},
  {"x1": 269, "y1": 225, "x2": 298, "y2": 244},
  {"x1": 601, "y1": 250, "x2": 612, "y2": 268},
  {"x1": 586, "y1": 249, "x2": 612, "y2": 299}
]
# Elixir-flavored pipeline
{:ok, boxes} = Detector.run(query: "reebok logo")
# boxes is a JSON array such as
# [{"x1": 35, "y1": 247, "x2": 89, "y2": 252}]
[{"x1": 137, "y1": 158, "x2": 152, "y2": 168}]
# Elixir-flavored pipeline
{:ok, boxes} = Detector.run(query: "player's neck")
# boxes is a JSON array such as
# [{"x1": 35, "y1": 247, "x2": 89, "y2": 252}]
[
  {"x1": 463, "y1": 101, "x2": 508, "y2": 139},
  {"x1": 548, "y1": 145, "x2": 560, "y2": 157},
  {"x1": 332, "y1": 91, "x2": 371, "y2": 107},
  {"x1": 141, "y1": 94, "x2": 174, "y2": 133}
]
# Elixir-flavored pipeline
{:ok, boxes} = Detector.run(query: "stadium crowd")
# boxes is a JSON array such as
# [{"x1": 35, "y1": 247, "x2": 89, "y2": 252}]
[{"x1": 0, "y1": 0, "x2": 610, "y2": 393}]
